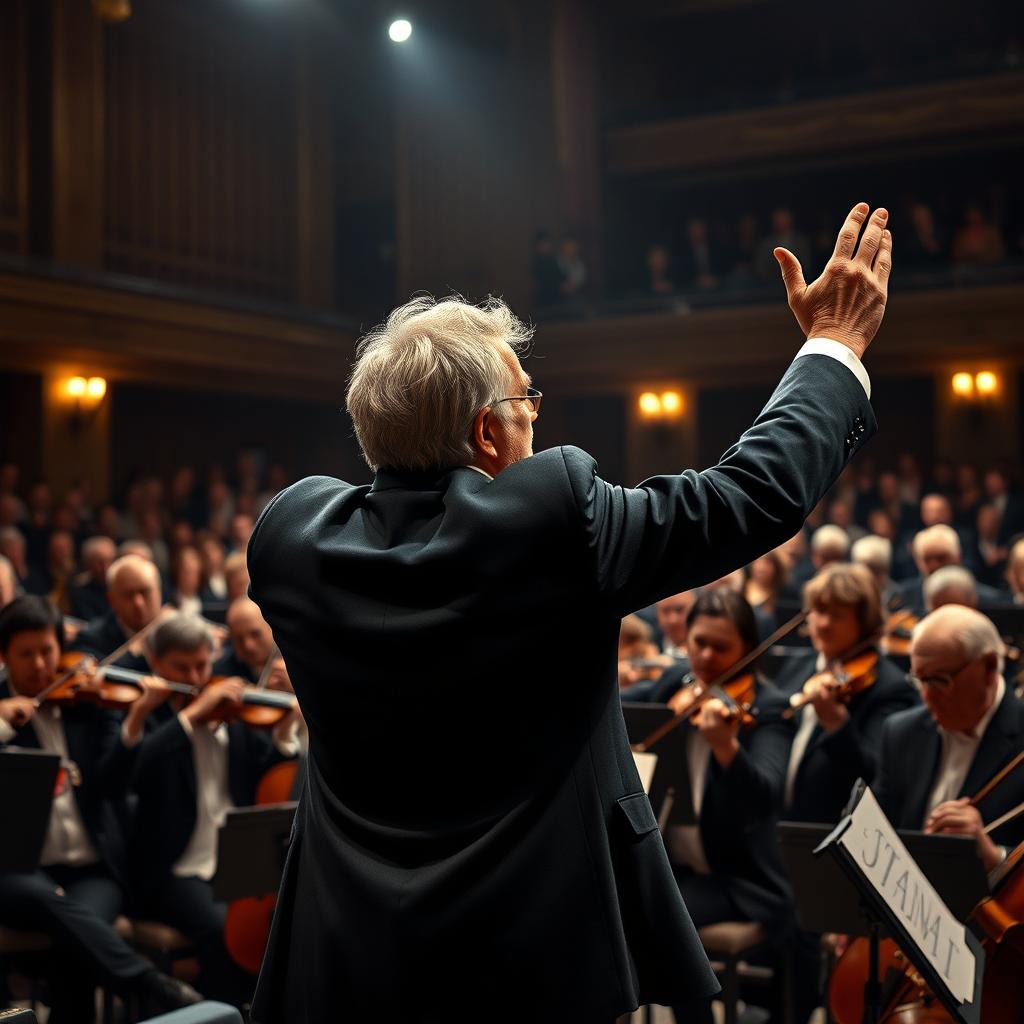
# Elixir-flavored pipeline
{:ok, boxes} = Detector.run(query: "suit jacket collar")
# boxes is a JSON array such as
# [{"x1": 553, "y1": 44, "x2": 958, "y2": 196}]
[{"x1": 371, "y1": 465, "x2": 487, "y2": 492}]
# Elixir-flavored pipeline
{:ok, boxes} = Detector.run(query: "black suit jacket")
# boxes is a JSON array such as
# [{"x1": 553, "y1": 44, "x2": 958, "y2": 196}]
[
  {"x1": 75, "y1": 610, "x2": 150, "y2": 673},
  {"x1": 128, "y1": 714, "x2": 283, "y2": 891},
  {"x1": 874, "y1": 688, "x2": 1024, "y2": 850},
  {"x1": 247, "y1": 353, "x2": 874, "y2": 1023},
  {"x1": 767, "y1": 651, "x2": 919, "y2": 824},
  {"x1": 69, "y1": 578, "x2": 109, "y2": 622},
  {"x1": 0, "y1": 681, "x2": 133, "y2": 879}
]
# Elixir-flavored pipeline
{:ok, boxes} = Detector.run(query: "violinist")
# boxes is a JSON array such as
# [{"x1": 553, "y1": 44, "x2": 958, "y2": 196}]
[
  {"x1": 0, "y1": 596, "x2": 200, "y2": 1021},
  {"x1": 874, "y1": 604, "x2": 1024, "y2": 871},
  {"x1": 773, "y1": 562, "x2": 919, "y2": 823},
  {"x1": 213, "y1": 595, "x2": 275, "y2": 683},
  {"x1": 75, "y1": 553, "x2": 163, "y2": 671},
  {"x1": 128, "y1": 612, "x2": 299, "y2": 1006},
  {"x1": 648, "y1": 590, "x2": 794, "y2": 1024}
]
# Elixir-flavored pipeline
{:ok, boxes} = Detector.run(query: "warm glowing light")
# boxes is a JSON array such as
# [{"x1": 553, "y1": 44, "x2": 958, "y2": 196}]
[
  {"x1": 951, "y1": 372, "x2": 974, "y2": 398},
  {"x1": 67, "y1": 377, "x2": 87, "y2": 397},
  {"x1": 975, "y1": 371, "x2": 998, "y2": 396},
  {"x1": 638, "y1": 392, "x2": 661, "y2": 417},
  {"x1": 86, "y1": 377, "x2": 107, "y2": 399},
  {"x1": 660, "y1": 391, "x2": 683, "y2": 416},
  {"x1": 389, "y1": 19, "x2": 412, "y2": 42}
]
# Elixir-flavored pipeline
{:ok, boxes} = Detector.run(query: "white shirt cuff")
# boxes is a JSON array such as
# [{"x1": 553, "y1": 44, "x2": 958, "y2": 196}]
[
  {"x1": 0, "y1": 718, "x2": 17, "y2": 743},
  {"x1": 796, "y1": 338, "x2": 871, "y2": 400}
]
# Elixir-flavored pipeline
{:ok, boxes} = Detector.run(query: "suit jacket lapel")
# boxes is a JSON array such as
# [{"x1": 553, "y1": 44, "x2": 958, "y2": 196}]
[
  {"x1": 905, "y1": 724, "x2": 942, "y2": 828},
  {"x1": 960, "y1": 690, "x2": 1019, "y2": 800}
]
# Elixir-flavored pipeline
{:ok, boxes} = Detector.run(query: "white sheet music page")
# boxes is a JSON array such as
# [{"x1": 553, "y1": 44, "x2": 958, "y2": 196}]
[
  {"x1": 632, "y1": 751, "x2": 657, "y2": 794},
  {"x1": 838, "y1": 786, "x2": 975, "y2": 1005}
]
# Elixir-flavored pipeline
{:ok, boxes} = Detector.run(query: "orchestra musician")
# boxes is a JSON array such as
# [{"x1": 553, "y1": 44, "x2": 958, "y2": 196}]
[
  {"x1": 69, "y1": 536, "x2": 117, "y2": 623},
  {"x1": 127, "y1": 612, "x2": 300, "y2": 1006},
  {"x1": 245, "y1": 202, "x2": 892, "y2": 1024},
  {"x1": 0, "y1": 596, "x2": 200, "y2": 1020},
  {"x1": 648, "y1": 590, "x2": 796, "y2": 1024},
  {"x1": 213, "y1": 596, "x2": 276, "y2": 683},
  {"x1": 75, "y1": 554, "x2": 163, "y2": 671},
  {"x1": 874, "y1": 604, "x2": 1024, "y2": 870}
]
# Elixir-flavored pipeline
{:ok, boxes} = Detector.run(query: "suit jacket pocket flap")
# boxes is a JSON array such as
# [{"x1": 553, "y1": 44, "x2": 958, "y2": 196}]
[{"x1": 616, "y1": 792, "x2": 659, "y2": 836}]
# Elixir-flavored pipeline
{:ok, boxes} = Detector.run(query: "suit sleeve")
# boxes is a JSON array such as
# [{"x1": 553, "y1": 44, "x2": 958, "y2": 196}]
[{"x1": 564, "y1": 353, "x2": 875, "y2": 615}]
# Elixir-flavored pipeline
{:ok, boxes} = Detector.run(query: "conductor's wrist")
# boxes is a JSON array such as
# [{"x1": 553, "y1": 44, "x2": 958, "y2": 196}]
[{"x1": 806, "y1": 324, "x2": 868, "y2": 360}]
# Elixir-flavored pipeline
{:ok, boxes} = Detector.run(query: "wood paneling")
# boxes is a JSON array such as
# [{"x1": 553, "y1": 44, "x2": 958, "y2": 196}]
[
  {"x1": 102, "y1": 2, "x2": 298, "y2": 299},
  {"x1": 606, "y1": 73, "x2": 1024, "y2": 177},
  {"x1": 0, "y1": 0, "x2": 28, "y2": 255}
]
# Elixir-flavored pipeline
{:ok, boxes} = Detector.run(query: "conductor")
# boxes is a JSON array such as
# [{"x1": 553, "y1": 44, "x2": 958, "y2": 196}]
[{"x1": 248, "y1": 204, "x2": 892, "y2": 1023}]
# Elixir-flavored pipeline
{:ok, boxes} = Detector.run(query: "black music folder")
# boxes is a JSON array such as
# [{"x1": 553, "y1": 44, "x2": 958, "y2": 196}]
[
  {"x1": 212, "y1": 803, "x2": 297, "y2": 902},
  {"x1": 0, "y1": 749, "x2": 60, "y2": 873},
  {"x1": 621, "y1": 702, "x2": 695, "y2": 828}
]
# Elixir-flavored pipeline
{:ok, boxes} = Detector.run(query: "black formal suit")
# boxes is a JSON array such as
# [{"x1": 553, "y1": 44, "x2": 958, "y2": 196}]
[
  {"x1": 69, "y1": 576, "x2": 109, "y2": 622},
  {"x1": 769, "y1": 650, "x2": 919, "y2": 824},
  {"x1": 212, "y1": 647, "x2": 259, "y2": 684},
  {"x1": 247, "y1": 353, "x2": 874, "y2": 1023},
  {"x1": 75, "y1": 609, "x2": 150, "y2": 672},
  {"x1": 874, "y1": 687, "x2": 1024, "y2": 850}
]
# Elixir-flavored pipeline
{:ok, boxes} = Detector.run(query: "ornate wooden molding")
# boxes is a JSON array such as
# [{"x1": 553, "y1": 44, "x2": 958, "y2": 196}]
[
  {"x1": 0, "y1": 267, "x2": 357, "y2": 401},
  {"x1": 606, "y1": 73, "x2": 1024, "y2": 175}
]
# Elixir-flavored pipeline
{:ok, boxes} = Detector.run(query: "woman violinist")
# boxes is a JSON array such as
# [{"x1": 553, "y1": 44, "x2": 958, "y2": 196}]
[{"x1": 626, "y1": 589, "x2": 795, "y2": 1024}]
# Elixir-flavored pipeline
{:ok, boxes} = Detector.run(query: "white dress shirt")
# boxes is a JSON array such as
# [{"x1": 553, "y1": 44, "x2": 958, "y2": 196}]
[
  {"x1": 924, "y1": 675, "x2": 1006, "y2": 822},
  {"x1": 783, "y1": 653, "x2": 827, "y2": 811},
  {"x1": 0, "y1": 702, "x2": 100, "y2": 867},
  {"x1": 173, "y1": 714, "x2": 233, "y2": 881},
  {"x1": 666, "y1": 731, "x2": 712, "y2": 875},
  {"x1": 796, "y1": 338, "x2": 871, "y2": 399}
]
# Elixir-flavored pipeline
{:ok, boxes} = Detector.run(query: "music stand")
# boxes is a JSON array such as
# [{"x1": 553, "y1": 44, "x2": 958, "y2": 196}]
[
  {"x1": 621, "y1": 703, "x2": 695, "y2": 830},
  {"x1": 778, "y1": 822, "x2": 990, "y2": 926},
  {"x1": 0, "y1": 749, "x2": 60, "y2": 873},
  {"x1": 211, "y1": 803, "x2": 296, "y2": 902},
  {"x1": 814, "y1": 782, "x2": 985, "y2": 1024}
]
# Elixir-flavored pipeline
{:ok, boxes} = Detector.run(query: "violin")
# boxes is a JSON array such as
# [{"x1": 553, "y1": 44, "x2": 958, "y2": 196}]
[
  {"x1": 783, "y1": 643, "x2": 879, "y2": 719},
  {"x1": 36, "y1": 652, "x2": 297, "y2": 729},
  {"x1": 881, "y1": 607, "x2": 919, "y2": 659}
]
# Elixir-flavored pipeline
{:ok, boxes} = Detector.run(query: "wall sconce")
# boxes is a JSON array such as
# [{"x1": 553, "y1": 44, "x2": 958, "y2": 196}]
[
  {"x1": 951, "y1": 371, "x2": 1000, "y2": 401},
  {"x1": 638, "y1": 390, "x2": 685, "y2": 422},
  {"x1": 65, "y1": 376, "x2": 108, "y2": 433},
  {"x1": 93, "y1": 0, "x2": 132, "y2": 22}
]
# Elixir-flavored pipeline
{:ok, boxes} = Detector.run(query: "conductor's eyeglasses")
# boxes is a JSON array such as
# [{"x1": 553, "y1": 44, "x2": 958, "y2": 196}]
[{"x1": 490, "y1": 387, "x2": 543, "y2": 415}]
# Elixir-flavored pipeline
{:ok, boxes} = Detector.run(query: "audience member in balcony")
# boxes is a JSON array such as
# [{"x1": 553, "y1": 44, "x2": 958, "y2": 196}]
[
  {"x1": 645, "y1": 243, "x2": 677, "y2": 296},
  {"x1": 96, "y1": 503, "x2": 123, "y2": 543},
  {"x1": 0, "y1": 463, "x2": 27, "y2": 523},
  {"x1": 531, "y1": 230, "x2": 565, "y2": 306},
  {"x1": 557, "y1": 236, "x2": 588, "y2": 298},
  {"x1": 22, "y1": 481, "x2": 53, "y2": 568},
  {"x1": 896, "y1": 452, "x2": 923, "y2": 506},
  {"x1": 207, "y1": 479, "x2": 235, "y2": 539},
  {"x1": 903, "y1": 201, "x2": 947, "y2": 270},
  {"x1": 923, "y1": 565, "x2": 980, "y2": 612},
  {"x1": 228, "y1": 512, "x2": 254, "y2": 554},
  {"x1": 725, "y1": 213, "x2": 760, "y2": 290},
  {"x1": 223, "y1": 551, "x2": 250, "y2": 603},
  {"x1": 70, "y1": 535, "x2": 118, "y2": 622},
  {"x1": 168, "y1": 465, "x2": 200, "y2": 526},
  {"x1": 969, "y1": 504, "x2": 1008, "y2": 590},
  {"x1": 826, "y1": 497, "x2": 865, "y2": 544},
  {"x1": 852, "y1": 534, "x2": 898, "y2": 608},
  {"x1": 954, "y1": 463, "x2": 983, "y2": 527},
  {"x1": 138, "y1": 509, "x2": 170, "y2": 575},
  {"x1": 952, "y1": 204, "x2": 1007, "y2": 267},
  {"x1": 928, "y1": 458, "x2": 956, "y2": 499},
  {"x1": 0, "y1": 526, "x2": 47, "y2": 596},
  {"x1": 200, "y1": 534, "x2": 228, "y2": 601},
  {"x1": 169, "y1": 520, "x2": 195, "y2": 556},
  {"x1": 45, "y1": 529, "x2": 78, "y2": 612},
  {"x1": 169, "y1": 546, "x2": 205, "y2": 618},
  {"x1": 677, "y1": 218, "x2": 722, "y2": 291},
  {"x1": 754, "y1": 208, "x2": 811, "y2": 283},
  {"x1": 810, "y1": 524, "x2": 850, "y2": 573},
  {"x1": 0, "y1": 493, "x2": 22, "y2": 531}
]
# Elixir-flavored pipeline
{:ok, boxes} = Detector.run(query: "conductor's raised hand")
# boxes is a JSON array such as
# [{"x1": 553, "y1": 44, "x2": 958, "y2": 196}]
[{"x1": 774, "y1": 202, "x2": 893, "y2": 360}]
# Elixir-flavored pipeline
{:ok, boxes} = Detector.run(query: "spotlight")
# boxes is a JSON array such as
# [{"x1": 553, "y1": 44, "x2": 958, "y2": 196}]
[{"x1": 389, "y1": 19, "x2": 412, "y2": 43}]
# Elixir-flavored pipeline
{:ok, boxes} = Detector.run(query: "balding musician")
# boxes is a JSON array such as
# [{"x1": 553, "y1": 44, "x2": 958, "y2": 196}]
[
  {"x1": 213, "y1": 596, "x2": 276, "y2": 683},
  {"x1": 923, "y1": 564, "x2": 979, "y2": 612},
  {"x1": 874, "y1": 605, "x2": 1024, "y2": 871},
  {"x1": 898, "y1": 524, "x2": 1002, "y2": 615},
  {"x1": 248, "y1": 203, "x2": 892, "y2": 1023},
  {"x1": 76, "y1": 554, "x2": 163, "y2": 670}
]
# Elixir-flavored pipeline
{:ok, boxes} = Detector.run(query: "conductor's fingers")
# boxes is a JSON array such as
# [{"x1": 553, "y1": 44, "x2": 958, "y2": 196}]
[
  {"x1": 774, "y1": 247, "x2": 806, "y2": 303},
  {"x1": 853, "y1": 207, "x2": 889, "y2": 266},
  {"x1": 873, "y1": 229, "x2": 893, "y2": 288},
  {"x1": 832, "y1": 202, "x2": 870, "y2": 260}
]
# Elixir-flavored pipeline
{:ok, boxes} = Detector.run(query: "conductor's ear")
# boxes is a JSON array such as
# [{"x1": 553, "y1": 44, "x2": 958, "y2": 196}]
[{"x1": 471, "y1": 407, "x2": 498, "y2": 460}]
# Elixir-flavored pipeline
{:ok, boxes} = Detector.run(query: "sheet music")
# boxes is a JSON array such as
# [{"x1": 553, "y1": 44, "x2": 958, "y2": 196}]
[
  {"x1": 632, "y1": 751, "x2": 657, "y2": 794},
  {"x1": 838, "y1": 786, "x2": 975, "y2": 1004}
]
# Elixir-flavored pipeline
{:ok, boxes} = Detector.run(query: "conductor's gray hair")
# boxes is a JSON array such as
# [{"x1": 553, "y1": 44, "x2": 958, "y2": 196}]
[
  {"x1": 346, "y1": 295, "x2": 534, "y2": 472},
  {"x1": 148, "y1": 613, "x2": 213, "y2": 660}
]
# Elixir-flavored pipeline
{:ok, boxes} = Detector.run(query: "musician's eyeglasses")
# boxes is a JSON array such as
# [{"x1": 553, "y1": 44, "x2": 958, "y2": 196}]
[
  {"x1": 908, "y1": 657, "x2": 974, "y2": 691},
  {"x1": 490, "y1": 387, "x2": 543, "y2": 415}
]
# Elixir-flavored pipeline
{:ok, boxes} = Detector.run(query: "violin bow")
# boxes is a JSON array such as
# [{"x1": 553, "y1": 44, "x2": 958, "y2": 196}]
[
  {"x1": 971, "y1": 749, "x2": 1024, "y2": 809},
  {"x1": 633, "y1": 608, "x2": 807, "y2": 753}
]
